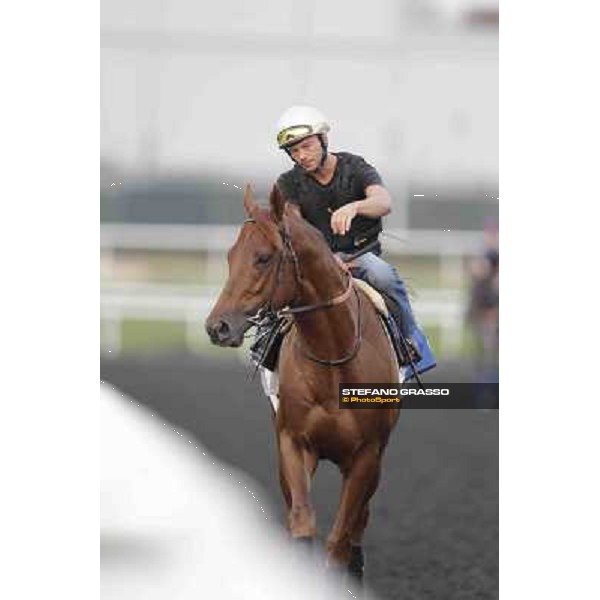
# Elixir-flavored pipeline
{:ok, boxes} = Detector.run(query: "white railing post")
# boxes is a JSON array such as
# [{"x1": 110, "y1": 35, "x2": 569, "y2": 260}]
[{"x1": 102, "y1": 309, "x2": 122, "y2": 356}]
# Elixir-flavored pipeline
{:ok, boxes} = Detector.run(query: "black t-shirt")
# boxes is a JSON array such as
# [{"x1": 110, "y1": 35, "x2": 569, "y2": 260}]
[{"x1": 276, "y1": 152, "x2": 384, "y2": 255}]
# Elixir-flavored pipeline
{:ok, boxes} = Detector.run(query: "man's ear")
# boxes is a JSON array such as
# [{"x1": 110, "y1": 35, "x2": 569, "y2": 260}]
[
  {"x1": 269, "y1": 184, "x2": 286, "y2": 223},
  {"x1": 243, "y1": 183, "x2": 259, "y2": 218}
]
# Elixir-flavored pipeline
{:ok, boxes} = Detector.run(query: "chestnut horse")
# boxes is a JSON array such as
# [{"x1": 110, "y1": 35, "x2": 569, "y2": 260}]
[{"x1": 205, "y1": 184, "x2": 400, "y2": 581}]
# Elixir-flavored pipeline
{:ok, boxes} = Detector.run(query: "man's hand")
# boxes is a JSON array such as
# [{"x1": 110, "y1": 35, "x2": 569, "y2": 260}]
[{"x1": 330, "y1": 202, "x2": 358, "y2": 235}]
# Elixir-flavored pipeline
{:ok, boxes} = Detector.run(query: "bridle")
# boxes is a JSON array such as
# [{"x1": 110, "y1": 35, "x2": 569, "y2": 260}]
[{"x1": 243, "y1": 216, "x2": 362, "y2": 366}]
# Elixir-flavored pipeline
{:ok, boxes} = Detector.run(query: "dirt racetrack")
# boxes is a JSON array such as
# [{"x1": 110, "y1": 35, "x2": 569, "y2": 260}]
[{"x1": 100, "y1": 354, "x2": 498, "y2": 600}]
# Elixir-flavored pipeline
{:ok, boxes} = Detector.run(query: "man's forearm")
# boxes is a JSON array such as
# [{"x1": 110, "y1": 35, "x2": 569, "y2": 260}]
[
  {"x1": 329, "y1": 186, "x2": 392, "y2": 235},
  {"x1": 354, "y1": 194, "x2": 391, "y2": 218}
]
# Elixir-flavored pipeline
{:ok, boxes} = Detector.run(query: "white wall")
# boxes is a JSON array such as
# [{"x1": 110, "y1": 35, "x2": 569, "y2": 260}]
[{"x1": 101, "y1": 0, "x2": 498, "y2": 186}]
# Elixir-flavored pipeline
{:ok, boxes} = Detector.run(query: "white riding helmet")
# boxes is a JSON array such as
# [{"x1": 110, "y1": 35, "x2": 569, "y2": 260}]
[{"x1": 276, "y1": 105, "x2": 330, "y2": 149}]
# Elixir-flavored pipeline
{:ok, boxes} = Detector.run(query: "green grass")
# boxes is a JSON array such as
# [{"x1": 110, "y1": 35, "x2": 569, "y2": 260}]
[
  {"x1": 101, "y1": 318, "x2": 482, "y2": 360},
  {"x1": 101, "y1": 318, "x2": 247, "y2": 360},
  {"x1": 122, "y1": 320, "x2": 187, "y2": 353}
]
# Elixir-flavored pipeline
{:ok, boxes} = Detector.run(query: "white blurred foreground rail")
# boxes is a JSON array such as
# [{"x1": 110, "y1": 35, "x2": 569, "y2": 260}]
[{"x1": 101, "y1": 384, "x2": 369, "y2": 599}]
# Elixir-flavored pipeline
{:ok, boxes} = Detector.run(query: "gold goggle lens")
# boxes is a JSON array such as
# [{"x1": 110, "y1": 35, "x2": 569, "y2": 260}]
[{"x1": 277, "y1": 124, "x2": 313, "y2": 147}]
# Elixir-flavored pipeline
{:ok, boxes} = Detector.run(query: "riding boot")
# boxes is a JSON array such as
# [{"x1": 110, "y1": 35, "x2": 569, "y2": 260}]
[
  {"x1": 401, "y1": 326, "x2": 437, "y2": 382},
  {"x1": 382, "y1": 294, "x2": 437, "y2": 381}
]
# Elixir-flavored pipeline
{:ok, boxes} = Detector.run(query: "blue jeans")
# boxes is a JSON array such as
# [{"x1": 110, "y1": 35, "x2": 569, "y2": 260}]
[
  {"x1": 344, "y1": 252, "x2": 437, "y2": 378},
  {"x1": 349, "y1": 253, "x2": 416, "y2": 337}
]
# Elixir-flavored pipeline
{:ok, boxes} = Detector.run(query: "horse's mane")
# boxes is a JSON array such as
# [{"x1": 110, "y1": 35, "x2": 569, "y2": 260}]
[{"x1": 284, "y1": 205, "x2": 334, "y2": 256}]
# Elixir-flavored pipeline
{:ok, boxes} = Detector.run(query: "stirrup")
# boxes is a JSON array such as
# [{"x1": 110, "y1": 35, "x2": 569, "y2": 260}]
[{"x1": 403, "y1": 337, "x2": 422, "y2": 364}]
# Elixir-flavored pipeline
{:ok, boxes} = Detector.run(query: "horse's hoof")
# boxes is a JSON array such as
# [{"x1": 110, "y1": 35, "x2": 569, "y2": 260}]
[
  {"x1": 348, "y1": 545, "x2": 365, "y2": 582},
  {"x1": 293, "y1": 535, "x2": 315, "y2": 550},
  {"x1": 292, "y1": 536, "x2": 316, "y2": 563}
]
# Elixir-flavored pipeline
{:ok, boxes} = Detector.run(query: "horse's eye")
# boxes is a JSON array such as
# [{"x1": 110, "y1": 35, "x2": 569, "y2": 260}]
[{"x1": 255, "y1": 253, "x2": 273, "y2": 266}]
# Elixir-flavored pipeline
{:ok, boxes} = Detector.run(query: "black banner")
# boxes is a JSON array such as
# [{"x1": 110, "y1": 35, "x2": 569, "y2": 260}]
[{"x1": 338, "y1": 383, "x2": 498, "y2": 409}]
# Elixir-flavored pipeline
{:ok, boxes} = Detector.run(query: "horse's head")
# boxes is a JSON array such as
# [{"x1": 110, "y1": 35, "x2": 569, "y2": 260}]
[{"x1": 205, "y1": 184, "x2": 303, "y2": 347}]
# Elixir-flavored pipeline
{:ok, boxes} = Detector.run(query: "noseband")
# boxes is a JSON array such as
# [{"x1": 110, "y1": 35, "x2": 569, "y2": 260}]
[{"x1": 243, "y1": 216, "x2": 362, "y2": 366}]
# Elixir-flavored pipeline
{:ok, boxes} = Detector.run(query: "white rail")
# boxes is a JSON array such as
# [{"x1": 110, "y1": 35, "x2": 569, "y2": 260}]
[
  {"x1": 100, "y1": 285, "x2": 465, "y2": 356},
  {"x1": 100, "y1": 225, "x2": 479, "y2": 356},
  {"x1": 100, "y1": 224, "x2": 484, "y2": 256}
]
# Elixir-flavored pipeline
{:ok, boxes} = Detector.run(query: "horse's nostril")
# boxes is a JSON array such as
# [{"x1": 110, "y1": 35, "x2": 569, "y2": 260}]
[
  {"x1": 206, "y1": 319, "x2": 231, "y2": 344},
  {"x1": 217, "y1": 321, "x2": 230, "y2": 336}
]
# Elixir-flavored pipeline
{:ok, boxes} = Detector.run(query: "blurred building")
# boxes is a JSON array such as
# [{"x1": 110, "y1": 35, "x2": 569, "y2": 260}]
[{"x1": 102, "y1": 0, "x2": 498, "y2": 226}]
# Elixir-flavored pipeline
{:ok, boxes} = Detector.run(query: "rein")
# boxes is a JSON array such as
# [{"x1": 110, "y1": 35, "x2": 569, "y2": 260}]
[
  {"x1": 278, "y1": 271, "x2": 353, "y2": 315},
  {"x1": 293, "y1": 286, "x2": 363, "y2": 366},
  {"x1": 243, "y1": 216, "x2": 362, "y2": 366}
]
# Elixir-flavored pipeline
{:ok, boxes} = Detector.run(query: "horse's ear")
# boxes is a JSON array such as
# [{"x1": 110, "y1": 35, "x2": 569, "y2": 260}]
[
  {"x1": 243, "y1": 183, "x2": 259, "y2": 217},
  {"x1": 269, "y1": 184, "x2": 286, "y2": 223}
]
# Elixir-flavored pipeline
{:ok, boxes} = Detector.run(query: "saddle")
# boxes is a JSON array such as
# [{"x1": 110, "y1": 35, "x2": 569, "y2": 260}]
[
  {"x1": 352, "y1": 279, "x2": 421, "y2": 369},
  {"x1": 250, "y1": 279, "x2": 419, "y2": 372}
]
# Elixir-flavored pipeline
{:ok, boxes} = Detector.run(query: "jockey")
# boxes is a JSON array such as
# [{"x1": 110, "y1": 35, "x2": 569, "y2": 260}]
[{"x1": 274, "y1": 105, "x2": 436, "y2": 381}]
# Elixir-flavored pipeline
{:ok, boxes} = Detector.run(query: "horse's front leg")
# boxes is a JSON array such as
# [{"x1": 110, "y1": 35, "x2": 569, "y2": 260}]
[
  {"x1": 347, "y1": 503, "x2": 370, "y2": 584},
  {"x1": 277, "y1": 430, "x2": 318, "y2": 541},
  {"x1": 326, "y1": 444, "x2": 382, "y2": 569}
]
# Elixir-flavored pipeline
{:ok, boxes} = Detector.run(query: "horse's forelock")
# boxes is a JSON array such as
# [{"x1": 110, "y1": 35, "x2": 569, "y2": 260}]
[
  {"x1": 241, "y1": 203, "x2": 328, "y2": 257},
  {"x1": 240, "y1": 206, "x2": 283, "y2": 250}
]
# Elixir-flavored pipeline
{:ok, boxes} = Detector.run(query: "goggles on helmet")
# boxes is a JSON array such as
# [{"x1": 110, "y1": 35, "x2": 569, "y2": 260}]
[{"x1": 277, "y1": 124, "x2": 315, "y2": 148}]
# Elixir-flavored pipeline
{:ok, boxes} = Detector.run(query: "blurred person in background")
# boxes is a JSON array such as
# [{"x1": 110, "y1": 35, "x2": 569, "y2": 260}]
[
  {"x1": 271, "y1": 105, "x2": 436, "y2": 381},
  {"x1": 466, "y1": 218, "x2": 499, "y2": 388}
]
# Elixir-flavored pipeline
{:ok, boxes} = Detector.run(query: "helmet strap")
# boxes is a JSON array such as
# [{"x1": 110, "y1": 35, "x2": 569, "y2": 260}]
[{"x1": 318, "y1": 134, "x2": 328, "y2": 167}]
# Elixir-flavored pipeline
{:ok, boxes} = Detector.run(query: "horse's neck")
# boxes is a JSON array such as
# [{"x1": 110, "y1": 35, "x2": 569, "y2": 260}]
[{"x1": 292, "y1": 257, "x2": 358, "y2": 358}]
